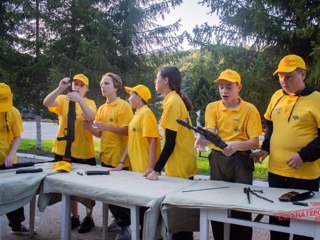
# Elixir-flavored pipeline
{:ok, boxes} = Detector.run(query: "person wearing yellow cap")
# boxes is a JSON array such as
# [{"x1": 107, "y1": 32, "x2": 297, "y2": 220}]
[
  {"x1": 113, "y1": 84, "x2": 161, "y2": 175},
  {"x1": 146, "y1": 66, "x2": 198, "y2": 240},
  {"x1": 0, "y1": 83, "x2": 30, "y2": 235},
  {"x1": 43, "y1": 73, "x2": 96, "y2": 233},
  {"x1": 195, "y1": 69, "x2": 262, "y2": 240},
  {"x1": 110, "y1": 84, "x2": 161, "y2": 239},
  {"x1": 84, "y1": 72, "x2": 134, "y2": 240},
  {"x1": 252, "y1": 54, "x2": 320, "y2": 240}
]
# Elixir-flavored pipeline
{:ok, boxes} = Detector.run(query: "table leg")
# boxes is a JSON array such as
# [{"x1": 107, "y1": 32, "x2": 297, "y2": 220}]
[
  {"x1": 223, "y1": 222, "x2": 230, "y2": 240},
  {"x1": 61, "y1": 194, "x2": 71, "y2": 240},
  {"x1": 102, "y1": 203, "x2": 109, "y2": 240},
  {"x1": 29, "y1": 196, "x2": 36, "y2": 237},
  {"x1": 200, "y1": 209, "x2": 209, "y2": 240},
  {"x1": 315, "y1": 221, "x2": 320, "y2": 239},
  {"x1": 130, "y1": 206, "x2": 140, "y2": 240},
  {"x1": 0, "y1": 215, "x2": 3, "y2": 240}
]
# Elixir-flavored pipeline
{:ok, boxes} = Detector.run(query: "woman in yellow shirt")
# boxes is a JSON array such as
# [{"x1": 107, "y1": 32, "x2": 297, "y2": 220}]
[{"x1": 146, "y1": 66, "x2": 198, "y2": 240}]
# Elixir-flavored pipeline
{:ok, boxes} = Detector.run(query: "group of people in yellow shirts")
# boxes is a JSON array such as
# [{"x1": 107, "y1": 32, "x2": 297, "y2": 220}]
[
  {"x1": 42, "y1": 66, "x2": 198, "y2": 239},
  {"x1": 1, "y1": 54, "x2": 319, "y2": 240}
]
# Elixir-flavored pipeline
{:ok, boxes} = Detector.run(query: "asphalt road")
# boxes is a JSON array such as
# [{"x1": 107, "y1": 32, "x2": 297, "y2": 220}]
[{"x1": 22, "y1": 121, "x2": 58, "y2": 139}]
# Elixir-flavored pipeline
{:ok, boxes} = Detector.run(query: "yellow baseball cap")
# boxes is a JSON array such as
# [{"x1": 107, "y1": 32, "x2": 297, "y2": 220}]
[
  {"x1": 214, "y1": 69, "x2": 241, "y2": 84},
  {"x1": 73, "y1": 74, "x2": 89, "y2": 86},
  {"x1": 273, "y1": 54, "x2": 306, "y2": 75},
  {"x1": 52, "y1": 161, "x2": 72, "y2": 173},
  {"x1": 0, "y1": 83, "x2": 13, "y2": 112},
  {"x1": 125, "y1": 84, "x2": 152, "y2": 102}
]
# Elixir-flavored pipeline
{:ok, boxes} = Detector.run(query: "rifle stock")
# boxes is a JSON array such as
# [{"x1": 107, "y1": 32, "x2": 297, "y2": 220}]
[
  {"x1": 176, "y1": 119, "x2": 227, "y2": 149},
  {"x1": 57, "y1": 70, "x2": 75, "y2": 162}
]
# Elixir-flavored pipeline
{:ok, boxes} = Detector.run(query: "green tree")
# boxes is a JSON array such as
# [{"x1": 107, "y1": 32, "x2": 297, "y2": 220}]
[
  {"x1": 1, "y1": 0, "x2": 188, "y2": 135},
  {"x1": 192, "y1": 0, "x2": 320, "y2": 87}
]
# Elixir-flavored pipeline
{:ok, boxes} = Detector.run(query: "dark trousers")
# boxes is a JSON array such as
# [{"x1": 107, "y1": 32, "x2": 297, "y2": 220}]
[
  {"x1": 109, "y1": 205, "x2": 147, "y2": 239},
  {"x1": 54, "y1": 154, "x2": 96, "y2": 165},
  {"x1": 6, "y1": 207, "x2": 25, "y2": 229},
  {"x1": 209, "y1": 150, "x2": 254, "y2": 240},
  {"x1": 172, "y1": 231, "x2": 193, "y2": 240},
  {"x1": 268, "y1": 172, "x2": 319, "y2": 240},
  {"x1": 171, "y1": 176, "x2": 194, "y2": 240}
]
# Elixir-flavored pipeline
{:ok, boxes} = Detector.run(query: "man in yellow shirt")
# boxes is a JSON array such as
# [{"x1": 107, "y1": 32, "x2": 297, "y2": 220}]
[
  {"x1": 252, "y1": 54, "x2": 320, "y2": 240},
  {"x1": 85, "y1": 72, "x2": 133, "y2": 240},
  {"x1": 195, "y1": 69, "x2": 262, "y2": 240},
  {"x1": 43, "y1": 73, "x2": 96, "y2": 233},
  {"x1": 0, "y1": 83, "x2": 29, "y2": 235}
]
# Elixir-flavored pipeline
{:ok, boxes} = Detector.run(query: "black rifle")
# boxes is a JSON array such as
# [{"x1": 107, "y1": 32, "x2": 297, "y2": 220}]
[
  {"x1": 176, "y1": 119, "x2": 227, "y2": 149},
  {"x1": 0, "y1": 162, "x2": 35, "y2": 170},
  {"x1": 57, "y1": 70, "x2": 75, "y2": 162}
]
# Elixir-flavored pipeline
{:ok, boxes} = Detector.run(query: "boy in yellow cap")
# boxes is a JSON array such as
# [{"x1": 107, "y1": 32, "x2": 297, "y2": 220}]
[
  {"x1": 111, "y1": 84, "x2": 161, "y2": 239},
  {"x1": 113, "y1": 84, "x2": 161, "y2": 174},
  {"x1": 84, "y1": 72, "x2": 134, "y2": 239},
  {"x1": 195, "y1": 69, "x2": 262, "y2": 240},
  {"x1": 252, "y1": 54, "x2": 320, "y2": 240},
  {"x1": 43, "y1": 73, "x2": 96, "y2": 233},
  {"x1": 0, "y1": 83, "x2": 29, "y2": 235}
]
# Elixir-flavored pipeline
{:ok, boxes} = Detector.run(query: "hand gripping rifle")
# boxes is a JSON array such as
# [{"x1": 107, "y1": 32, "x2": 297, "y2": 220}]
[
  {"x1": 176, "y1": 119, "x2": 227, "y2": 149},
  {"x1": 57, "y1": 70, "x2": 75, "y2": 162}
]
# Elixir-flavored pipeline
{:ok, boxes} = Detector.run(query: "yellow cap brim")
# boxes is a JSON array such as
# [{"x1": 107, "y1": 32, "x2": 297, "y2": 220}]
[
  {"x1": 213, "y1": 78, "x2": 239, "y2": 84},
  {"x1": 273, "y1": 66, "x2": 298, "y2": 76},
  {"x1": 124, "y1": 86, "x2": 134, "y2": 94},
  {"x1": 52, "y1": 161, "x2": 72, "y2": 173}
]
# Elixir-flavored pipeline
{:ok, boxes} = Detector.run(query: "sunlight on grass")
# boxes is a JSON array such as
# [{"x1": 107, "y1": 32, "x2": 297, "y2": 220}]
[
  {"x1": 19, "y1": 139, "x2": 101, "y2": 159},
  {"x1": 20, "y1": 139, "x2": 268, "y2": 180}
]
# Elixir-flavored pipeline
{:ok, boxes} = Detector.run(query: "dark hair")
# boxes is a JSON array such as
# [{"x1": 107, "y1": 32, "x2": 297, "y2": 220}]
[
  {"x1": 159, "y1": 66, "x2": 192, "y2": 111},
  {"x1": 101, "y1": 72, "x2": 123, "y2": 93}
]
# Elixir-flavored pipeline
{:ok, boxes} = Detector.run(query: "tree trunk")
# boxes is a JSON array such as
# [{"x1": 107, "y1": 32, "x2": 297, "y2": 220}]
[{"x1": 36, "y1": 115, "x2": 42, "y2": 149}]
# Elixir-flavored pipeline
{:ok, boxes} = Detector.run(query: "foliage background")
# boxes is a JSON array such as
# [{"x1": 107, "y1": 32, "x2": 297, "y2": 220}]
[{"x1": 1, "y1": 0, "x2": 320, "y2": 145}]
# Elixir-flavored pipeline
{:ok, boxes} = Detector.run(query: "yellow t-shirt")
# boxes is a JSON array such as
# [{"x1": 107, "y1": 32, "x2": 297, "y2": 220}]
[
  {"x1": 265, "y1": 89, "x2": 320, "y2": 179},
  {"x1": 128, "y1": 105, "x2": 161, "y2": 173},
  {"x1": 0, "y1": 107, "x2": 24, "y2": 164},
  {"x1": 96, "y1": 97, "x2": 133, "y2": 167},
  {"x1": 205, "y1": 99, "x2": 262, "y2": 151},
  {"x1": 160, "y1": 91, "x2": 198, "y2": 179},
  {"x1": 48, "y1": 95, "x2": 96, "y2": 159}
]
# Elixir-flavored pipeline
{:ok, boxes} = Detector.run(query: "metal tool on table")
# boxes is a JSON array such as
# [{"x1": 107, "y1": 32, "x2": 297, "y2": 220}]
[
  {"x1": 183, "y1": 186, "x2": 230, "y2": 193},
  {"x1": 243, "y1": 187, "x2": 274, "y2": 203}
]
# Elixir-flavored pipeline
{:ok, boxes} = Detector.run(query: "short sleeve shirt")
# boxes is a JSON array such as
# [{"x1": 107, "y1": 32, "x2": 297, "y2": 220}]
[
  {"x1": 0, "y1": 107, "x2": 24, "y2": 164},
  {"x1": 95, "y1": 97, "x2": 133, "y2": 167},
  {"x1": 48, "y1": 95, "x2": 96, "y2": 159},
  {"x1": 205, "y1": 99, "x2": 262, "y2": 151},
  {"x1": 160, "y1": 91, "x2": 198, "y2": 178},
  {"x1": 264, "y1": 89, "x2": 320, "y2": 179},
  {"x1": 128, "y1": 105, "x2": 161, "y2": 173}
]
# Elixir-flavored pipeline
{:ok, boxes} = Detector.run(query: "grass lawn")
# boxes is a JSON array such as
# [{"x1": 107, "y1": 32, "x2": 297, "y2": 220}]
[{"x1": 19, "y1": 139, "x2": 268, "y2": 180}]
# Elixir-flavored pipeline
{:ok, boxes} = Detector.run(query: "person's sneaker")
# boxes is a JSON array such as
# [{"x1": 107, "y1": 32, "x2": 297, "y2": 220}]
[
  {"x1": 115, "y1": 226, "x2": 131, "y2": 240},
  {"x1": 107, "y1": 219, "x2": 121, "y2": 232},
  {"x1": 78, "y1": 216, "x2": 95, "y2": 233},
  {"x1": 71, "y1": 215, "x2": 80, "y2": 230},
  {"x1": 11, "y1": 225, "x2": 30, "y2": 235}
]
